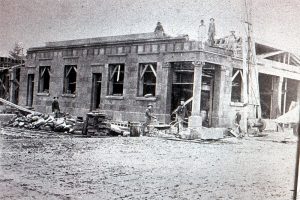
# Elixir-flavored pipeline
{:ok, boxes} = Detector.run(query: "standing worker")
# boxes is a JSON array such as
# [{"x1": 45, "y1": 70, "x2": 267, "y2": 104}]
[
  {"x1": 208, "y1": 18, "x2": 216, "y2": 46},
  {"x1": 173, "y1": 100, "x2": 187, "y2": 133},
  {"x1": 142, "y1": 104, "x2": 156, "y2": 136},
  {"x1": 234, "y1": 111, "x2": 242, "y2": 136},
  {"x1": 198, "y1": 19, "x2": 206, "y2": 49},
  {"x1": 52, "y1": 97, "x2": 60, "y2": 118},
  {"x1": 154, "y1": 22, "x2": 165, "y2": 37}
]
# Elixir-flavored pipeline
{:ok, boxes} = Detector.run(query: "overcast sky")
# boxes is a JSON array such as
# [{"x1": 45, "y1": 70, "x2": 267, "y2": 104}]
[{"x1": 0, "y1": 0, "x2": 299, "y2": 56}]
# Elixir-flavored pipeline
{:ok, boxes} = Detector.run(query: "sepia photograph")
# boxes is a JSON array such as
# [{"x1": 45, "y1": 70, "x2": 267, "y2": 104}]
[{"x1": 0, "y1": 0, "x2": 300, "y2": 199}]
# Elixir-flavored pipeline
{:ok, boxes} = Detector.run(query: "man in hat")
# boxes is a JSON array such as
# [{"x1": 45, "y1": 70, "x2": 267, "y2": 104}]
[
  {"x1": 154, "y1": 22, "x2": 165, "y2": 37},
  {"x1": 234, "y1": 110, "x2": 243, "y2": 136},
  {"x1": 173, "y1": 100, "x2": 187, "y2": 133},
  {"x1": 52, "y1": 97, "x2": 60, "y2": 118},
  {"x1": 208, "y1": 18, "x2": 216, "y2": 46},
  {"x1": 198, "y1": 19, "x2": 206, "y2": 49},
  {"x1": 142, "y1": 104, "x2": 157, "y2": 135},
  {"x1": 227, "y1": 31, "x2": 237, "y2": 55}
]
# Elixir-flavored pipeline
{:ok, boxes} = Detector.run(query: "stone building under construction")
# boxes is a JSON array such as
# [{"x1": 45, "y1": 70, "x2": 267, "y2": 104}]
[{"x1": 17, "y1": 26, "x2": 300, "y2": 129}]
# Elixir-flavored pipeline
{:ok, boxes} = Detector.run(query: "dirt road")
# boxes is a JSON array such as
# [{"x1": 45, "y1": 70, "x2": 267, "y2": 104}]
[{"x1": 0, "y1": 127, "x2": 297, "y2": 199}]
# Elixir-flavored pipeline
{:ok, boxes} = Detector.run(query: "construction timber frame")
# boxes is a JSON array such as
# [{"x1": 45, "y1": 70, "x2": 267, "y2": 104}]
[{"x1": 0, "y1": 57, "x2": 23, "y2": 105}]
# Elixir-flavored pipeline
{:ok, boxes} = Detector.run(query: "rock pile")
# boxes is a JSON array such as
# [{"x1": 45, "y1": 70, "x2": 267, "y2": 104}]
[{"x1": 5, "y1": 113, "x2": 84, "y2": 134}]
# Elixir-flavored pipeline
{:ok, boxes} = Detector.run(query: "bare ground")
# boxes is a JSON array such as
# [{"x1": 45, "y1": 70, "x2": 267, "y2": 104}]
[{"x1": 0, "y1": 127, "x2": 297, "y2": 200}]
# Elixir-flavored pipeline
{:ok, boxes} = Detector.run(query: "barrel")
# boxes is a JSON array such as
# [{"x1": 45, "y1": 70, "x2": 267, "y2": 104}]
[{"x1": 129, "y1": 122, "x2": 141, "y2": 137}]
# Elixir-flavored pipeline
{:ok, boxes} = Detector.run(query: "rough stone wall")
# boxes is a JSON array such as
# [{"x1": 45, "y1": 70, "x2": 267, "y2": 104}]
[
  {"x1": 21, "y1": 44, "x2": 175, "y2": 122},
  {"x1": 211, "y1": 65, "x2": 233, "y2": 127},
  {"x1": 20, "y1": 49, "x2": 98, "y2": 117},
  {"x1": 99, "y1": 52, "x2": 170, "y2": 123},
  {"x1": 19, "y1": 38, "x2": 245, "y2": 125}
]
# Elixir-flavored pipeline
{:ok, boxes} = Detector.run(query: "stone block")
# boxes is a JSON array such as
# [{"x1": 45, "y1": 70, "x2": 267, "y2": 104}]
[
  {"x1": 200, "y1": 128, "x2": 224, "y2": 140},
  {"x1": 0, "y1": 114, "x2": 16, "y2": 124},
  {"x1": 179, "y1": 129, "x2": 200, "y2": 140},
  {"x1": 188, "y1": 115, "x2": 202, "y2": 128}
]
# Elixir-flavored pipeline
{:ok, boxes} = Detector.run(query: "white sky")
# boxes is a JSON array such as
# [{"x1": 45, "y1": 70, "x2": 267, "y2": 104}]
[{"x1": 0, "y1": 0, "x2": 299, "y2": 56}]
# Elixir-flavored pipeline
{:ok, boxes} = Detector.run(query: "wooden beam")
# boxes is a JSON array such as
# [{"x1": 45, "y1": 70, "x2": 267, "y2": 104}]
[
  {"x1": 73, "y1": 66, "x2": 77, "y2": 73},
  {"x1": 149, "y1": 64, "x2": 157, "y2": 78},
  {"x1": 116, "y1": 65, "x2": 121, "y2": 82},
  {"x1": 110, "y1": 65, "x2": 118, "y2": 80},
  {"x1": 257, "y1": 50, "x2": 284, "y2": 59},
  {"x1": 231, "y1": 70, "x2": 240, "y2": 82},
  {"x1": 40, "y1": 67, "x2": 47, "y2": 77},
  {"x1": 283, "y1": 78, "x2": 287, "y2": 114},
  {"x1": 291, "y1": 54, "x2": 300, "y2": 66},
  {"x1": 294, "y1": 54, "x2": 300, "y2": 62},
  {"x1": 0, "y1": 97, "x2": 37, "y2": 114},
  {"x1": 66, "y1": 67, "x2": 73, "y2": 77},
  {"x1": 47, "y1": 67, "x2": 51, "y2": 75},
  {"x1": 183, "y1": 96, "x2": 193, "y2": 106},
  {"x1": 140, "y1": 65, "x2": 149, "y2": 79}
]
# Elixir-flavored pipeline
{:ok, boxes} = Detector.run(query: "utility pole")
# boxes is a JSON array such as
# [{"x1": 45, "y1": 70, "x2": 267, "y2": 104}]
[
  {"x1": 243, "y1": 0, "x2": 261, "y2": 132},
  {"x1": 293, "y1": 103, "x2": 300, "y2": 200}
]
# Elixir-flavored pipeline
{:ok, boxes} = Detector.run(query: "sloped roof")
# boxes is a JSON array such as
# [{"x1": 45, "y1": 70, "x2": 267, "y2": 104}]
[{"x1": 255, "y1": 42, "x2": 300, "y2": 66}]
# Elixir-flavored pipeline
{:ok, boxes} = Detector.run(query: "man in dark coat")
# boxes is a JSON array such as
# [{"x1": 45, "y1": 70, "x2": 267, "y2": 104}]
[
  {"x1": 52, "y1": 97, "x2": 60, "y2": 118},
  {"x1": 235, "y1": 111, "x2": 242, "y2": 134},
  {"x1": 142, "y1": 104, "x2": 156, "y2": 135},
  {"x1": 174, "y1": 100, "x2": 187, "y2": 132},
  {"x1": 154, "y1": 22, "x2": 165, "y2": 37}
]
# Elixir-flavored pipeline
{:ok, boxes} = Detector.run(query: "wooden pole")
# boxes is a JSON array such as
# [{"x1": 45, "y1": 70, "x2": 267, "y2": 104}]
[{"x1": 293, "y1": 103, "x2": 300, "y2": 200}]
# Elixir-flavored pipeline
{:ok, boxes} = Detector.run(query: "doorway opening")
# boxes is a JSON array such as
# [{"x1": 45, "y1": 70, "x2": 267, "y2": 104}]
[
  {"x1": 91, "y1": 73, "x2": 102, "y2": 110},
  {"x1": 170, "y1": 62, "x2": 215, "y2": 127},
  {"x1": 27, "y1": 74, "x2": 34, "y2": 107}
]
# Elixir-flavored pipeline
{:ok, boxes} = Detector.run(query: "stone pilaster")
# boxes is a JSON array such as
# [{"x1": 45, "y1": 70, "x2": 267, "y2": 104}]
[
  {"x1": 188, "y1": 61, "x2": 204, "y2": 128},
  {"x1": 211, "y1": 65, "x2": 232, "y2": 127}
]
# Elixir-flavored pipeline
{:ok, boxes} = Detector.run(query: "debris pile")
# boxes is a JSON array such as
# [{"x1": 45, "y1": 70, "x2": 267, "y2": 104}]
[{"x1": 5, "y1": 112, "x2": 84, "y2": 134}]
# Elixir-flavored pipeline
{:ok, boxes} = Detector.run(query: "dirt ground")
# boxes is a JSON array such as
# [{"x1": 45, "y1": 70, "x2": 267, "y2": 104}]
[{"x1": 0, "y1": 127, "x2": 298, "y2": 200}]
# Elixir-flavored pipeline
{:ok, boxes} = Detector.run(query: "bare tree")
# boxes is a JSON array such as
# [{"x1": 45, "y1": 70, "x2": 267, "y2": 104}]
[{"x1": 9, "y1": 42, "x2": 24, "y2": 61}]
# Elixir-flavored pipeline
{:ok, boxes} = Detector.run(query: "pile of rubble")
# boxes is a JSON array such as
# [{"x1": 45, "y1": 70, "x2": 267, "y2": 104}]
[{"x1": 5, "y1": 113, "x2": 84, "y2": 134}]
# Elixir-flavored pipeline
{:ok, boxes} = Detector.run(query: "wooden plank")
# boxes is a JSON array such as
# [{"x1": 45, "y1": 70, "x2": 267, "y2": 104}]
[
  {"x1": 257, "y1": 50, "x2": 284, "y2": 59},
  {"x1": 110, "y1": 65, "x2": 118, "y2": 80},
  {"x1": 116, "y1": 65, "x2": 121, "y2": 82},
  {"x1": 40, "y1": 67, "x2": 47, "y2": 77},
  {"x1": 183, "y1": 97, "x2": 193, "y2": 106},
  {"x1": 149, "y1": 64, "x2": 157, "y2": 78},
  {"x1": 283, "y1": 78, "x2": 287, "y2": 114},
  {"x1": 47, "y1": 67, "x2": 51, "y2": 75},
  {"x1": 231, "y1": 70, "x2": 240, "y2": 82},
  {"x1": 140, "y1": 65, "x2": 149, "y2": 79},
  {"x1": 228, "y1": 129, "x2": 239, "y2": 137},
  {"x1": 0, "y1": 98, "x2": 37, "y2": 114},
  {"x1": 73, "y1": 66, "x2": 77, "y2": 73},
  {"x1": 66, "y1": 67, "x2": 73, "y2": 77}
]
